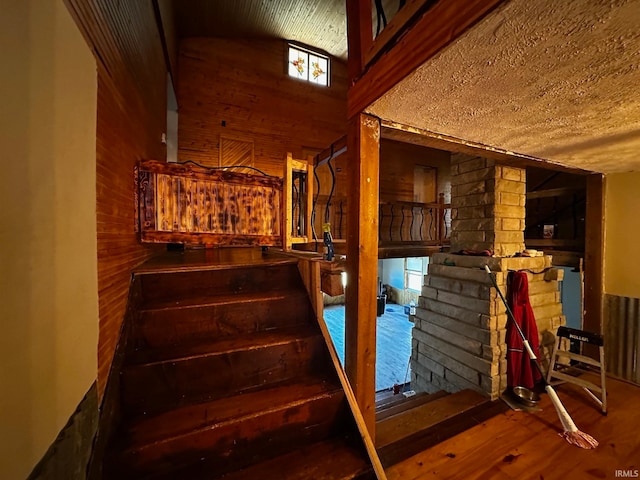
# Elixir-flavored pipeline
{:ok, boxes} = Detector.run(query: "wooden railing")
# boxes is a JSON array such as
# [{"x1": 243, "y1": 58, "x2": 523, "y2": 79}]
[
  {"x1": 136, "y1": 160, "x2": 282, "y2": 246},
  {"x1": 313, "y1": 195, "x2": 348, "y2": 241},
  {"x1": 283, "y1": 154, "x2": 314, "y2": 249},
  {"x1": 379, "y1": 196, "x2": 451, "y2": 244},
  {"x1": 283, "y1": 145, "x2": 451, "y2": 254}
]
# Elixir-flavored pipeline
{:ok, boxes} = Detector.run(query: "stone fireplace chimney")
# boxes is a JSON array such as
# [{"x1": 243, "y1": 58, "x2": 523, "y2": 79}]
[{"x1": 411, "y1": 154, "x2": 565, "y2": 399}]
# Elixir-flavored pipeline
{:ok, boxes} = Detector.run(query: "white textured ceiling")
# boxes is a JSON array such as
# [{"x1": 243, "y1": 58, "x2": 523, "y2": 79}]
[{"x1": 368, "y1": 0, "x2": 640, "y2": 173}]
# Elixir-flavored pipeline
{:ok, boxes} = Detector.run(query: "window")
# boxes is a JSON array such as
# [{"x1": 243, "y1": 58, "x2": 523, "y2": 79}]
[
  {"x1": 406, "y1": 257, "x2": 429, "y2": 292},
  {"x1": 288, "y1": 45, "x2": 329, "y2": 86}
]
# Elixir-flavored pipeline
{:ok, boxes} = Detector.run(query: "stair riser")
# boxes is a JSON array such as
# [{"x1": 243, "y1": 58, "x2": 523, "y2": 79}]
[
  {"x1": 139, "y1": 264, "x2": 301, "y2": 304},
  {"x1": 119, "y1": 393, "x2": 349, "y2": 478},
  {"x1": 133, "y1": 294, "x2": 312, "y2": 348},
  {"x1": 122, "y1": 336, "x2": 328, "y2": 416}
]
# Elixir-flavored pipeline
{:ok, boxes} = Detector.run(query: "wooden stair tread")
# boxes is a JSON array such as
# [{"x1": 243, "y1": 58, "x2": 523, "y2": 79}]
[
  {"x1": 138, "y1": 262, "x2": 302, "y2": 304},
  {"x1": 208, "y1": 437, "x2": 373, "y2": 480},
  {"x1": 139, "y1": 288, "x2": 308, "y2": 311},
  {"x1": 375, "y1": 390, "x2": 442, "y2": 411},
  {"x1": 377, "y1": 398, "x2": 508, "y2": 468},
  {"x1": 127, "y1": 325, "x2": 321, "y2": 366},
  {"x1": 134, "y1": 250, "x2": 296, "y2": 274},
  {"x1": 376, "y1": 389, "x2": 487, "y2": 448},
  {"x1": 376, "y1": 390, "x2": 449, "y2": 421},
  {"x1": 113, "y1": 388, "x2": 349, "y2": 476},
  {"x1": 106, "y1": 255, "x2": 376, "y2": 479},
  {"x1": 122, "y1": 376, "x2": 342, "y2": 448}
]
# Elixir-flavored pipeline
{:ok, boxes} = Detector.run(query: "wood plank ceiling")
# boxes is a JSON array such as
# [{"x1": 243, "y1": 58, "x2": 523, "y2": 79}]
[
  {"x1": 174, "y1": 0, "x2": 350, "y2": 58},
  {"x1": 173, "y1": 0, "x2": 402, "y2": 60}
]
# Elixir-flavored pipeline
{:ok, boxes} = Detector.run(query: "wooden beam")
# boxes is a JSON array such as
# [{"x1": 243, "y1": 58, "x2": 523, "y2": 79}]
[
  {"x1": 364, "y1": 0, "x2": 434, "y2": 67},
  {"x1": 346, "y1": 0, "x2": 373, "y2": 84},
  {"x1": 584, "y1": 174, "x2": 605, "y2": 346},
  {"x1": 380, "y1": 121, "x2": 592, "y2": 175},
  {"x1": 526, "y1": 187, "x2": 585, "y2": 200},
  {"x1": 315, "y1": 135, "x2": 347, "y2": 168},
  {"x1": 345, "y1": 113, "x2": 380, "y2": 438},
  {"x1": 348, "y1": 0, "x2": 505, "y2": 118}
]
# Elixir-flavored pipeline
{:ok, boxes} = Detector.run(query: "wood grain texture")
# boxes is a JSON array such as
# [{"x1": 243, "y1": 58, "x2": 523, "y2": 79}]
[
  {"x1": 345, "y1": 113, "x2": 380, "y2": 438},
  {"x1": 584, "y1": 174, "x2": 605, "y2": 342},
  {"x1": 365, "y1": 0, "x2": 433, "y2": 66},
  {"x1": 219, "y1": 136, "x2": 254, "y2": 170},
  {"x1": 346, "y1": 0, "x2": 373, "y2": 82},
  {"x1": 139, "y1": 160, "x2": 282, "y2": 245},
  {"x1": 376, "y1": 389, "x2": 486, "y2": 448},
  {"x1": 174, "y1": 0, "x2": 351, "y2": 60},
  {"x1": 380, "y1": 139, "x2": 448, "y2": 202},
  {"x1": 104, "y1": 250, "x2": 378, "y2": 478},
  {"x1": 65, "y1": 0, "x2": 168, "y2": 396},
  {"x1": 177, "y1": 38, "x2": 348, "y2": 176},
  {"x1": 298, "y1": 258, "x2": 388, "y2": 480},
  {"x1": 386, "y1": 375, "x2": 640, "y2": 480}
]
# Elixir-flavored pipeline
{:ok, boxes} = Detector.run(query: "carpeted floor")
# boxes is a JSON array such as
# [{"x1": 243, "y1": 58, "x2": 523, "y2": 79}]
[{"x1": 323, "y1": 303, "x2": 413, "y2": 391}]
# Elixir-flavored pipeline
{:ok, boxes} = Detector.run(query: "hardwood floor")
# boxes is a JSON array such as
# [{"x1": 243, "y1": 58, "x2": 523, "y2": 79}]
[
  {"x1": 386, "y1": 374, "x2": 640, "y2": 480},
  {"x1": 324, "y1": 303, "x2": 414, "y2": 391}
]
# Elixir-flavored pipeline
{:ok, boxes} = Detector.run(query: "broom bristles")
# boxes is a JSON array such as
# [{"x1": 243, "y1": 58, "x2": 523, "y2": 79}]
[
  {"x1": 545, "y1": 385, "x2": 599, "y2": 449},
  {"x1": 560, "y1": 430, "x2": 599, "y2": 449}
]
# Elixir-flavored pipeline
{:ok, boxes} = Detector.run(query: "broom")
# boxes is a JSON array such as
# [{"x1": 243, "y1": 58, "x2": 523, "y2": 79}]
[{"x1": 484, "y1": 265, "x2": 598, "y2": 449}]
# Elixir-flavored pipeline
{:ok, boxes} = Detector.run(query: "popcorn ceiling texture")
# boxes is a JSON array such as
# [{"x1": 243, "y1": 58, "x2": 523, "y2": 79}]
[{"x1": 368, "y1": 0, "x2": 640, "y2": 173}]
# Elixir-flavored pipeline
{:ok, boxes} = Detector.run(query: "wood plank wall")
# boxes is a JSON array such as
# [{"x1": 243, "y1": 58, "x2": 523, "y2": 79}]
[
  {"x1": 177, "y1": 38, "x2": 348, "y2": 176},
  {"x1": 65, "y1": 0, "x2": 168, "y2": 396},
  {"x1": 380, "y1": 139, "x2": 451, "y2": 202}
]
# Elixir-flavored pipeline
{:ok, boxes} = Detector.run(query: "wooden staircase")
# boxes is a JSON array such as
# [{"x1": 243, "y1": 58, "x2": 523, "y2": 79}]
[
  {"x1": 104, "y1": 253, "x2": 376, "y2": 479},
  {"x1": 375, "y1": 389, "x2": 508, "y2": 468}
]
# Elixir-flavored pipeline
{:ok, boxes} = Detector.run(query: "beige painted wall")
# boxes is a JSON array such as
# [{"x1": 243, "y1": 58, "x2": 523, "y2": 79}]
[
  {"x1": 0, "y1": 0, "x2": 98, "y2": 478},
  {"x1": 604, "y1": 172, "x2": 640, "y2": 298}
]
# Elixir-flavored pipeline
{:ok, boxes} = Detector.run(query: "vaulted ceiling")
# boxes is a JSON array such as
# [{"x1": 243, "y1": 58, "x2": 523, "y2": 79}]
[
  {"x1": 175, "y1": 1, "x2": 330, "y2": 58},
  {"x1": 173, "y1": 0, "x2": 640, "y2": 174}
]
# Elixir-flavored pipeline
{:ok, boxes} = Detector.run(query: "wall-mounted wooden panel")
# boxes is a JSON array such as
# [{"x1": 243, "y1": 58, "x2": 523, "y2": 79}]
[
  {"x1": 138, "y1": 160, "x2": 282, "y2": 246},
  {"x1": 65, "y1": 0, "x2": 168, "y2": 397},
  {"x1": 178, "y1": 38, "x2": 348, "y2": 177}
]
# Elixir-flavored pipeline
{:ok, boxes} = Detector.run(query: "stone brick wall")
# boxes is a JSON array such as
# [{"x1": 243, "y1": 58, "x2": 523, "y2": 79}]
[
  {"x1": 412, "y1": 252, "x2": 565, "y2": 399},
  {"x1": 450, "y1": 153, "x2": 526, "y2": 257}
]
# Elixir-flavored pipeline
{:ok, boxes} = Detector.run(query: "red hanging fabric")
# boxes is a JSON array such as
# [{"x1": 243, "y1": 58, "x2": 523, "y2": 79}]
[{"x1": 506, "y1": 271, "x2": 542, "y2": 389}]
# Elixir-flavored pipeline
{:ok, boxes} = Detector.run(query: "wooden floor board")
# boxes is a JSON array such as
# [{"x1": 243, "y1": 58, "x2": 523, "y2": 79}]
[
  {"x1": 376, "y1": 389, "x2": 486, "y2": 448},
  {"x1": 324, "y1": 303, "x2": 413, "y2": 391},
  {"x1": 386, "y1": 375, "x2": 640, "y2": 480}
]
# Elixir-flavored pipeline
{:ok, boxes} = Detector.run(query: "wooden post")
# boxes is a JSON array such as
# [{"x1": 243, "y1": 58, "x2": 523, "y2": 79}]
[
  {"x1": 304, "y1": 155, "x2": 314, "y2": 243},
  {"x1": 345, "y1": 113, "x2": 380, "y2": 438},
  {"x1": 438, "y1": 192, "x2": 445, "y2": 242},
  {"x1": 584, "y1": 174, "x2": 605, "y2": 356},
  {"x1": 284, "y1": 153, "x2": 294, "y2": 250},
  {"x1": 346, "y1": 0, "x2": 373, "y2": 84},
  {"x1": 283, "y1": 153, "x2": 313, "y2": 250}
]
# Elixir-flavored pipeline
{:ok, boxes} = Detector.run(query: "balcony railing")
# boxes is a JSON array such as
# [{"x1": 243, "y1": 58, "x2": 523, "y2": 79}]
[{"x1": 379, "y1": 196, "x2": 450, "y2": 244}]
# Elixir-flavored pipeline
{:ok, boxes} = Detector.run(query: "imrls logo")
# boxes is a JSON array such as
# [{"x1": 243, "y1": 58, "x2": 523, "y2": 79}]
[{"x1": 615, "y1": 470, "x2": 639, "y2": 478}]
